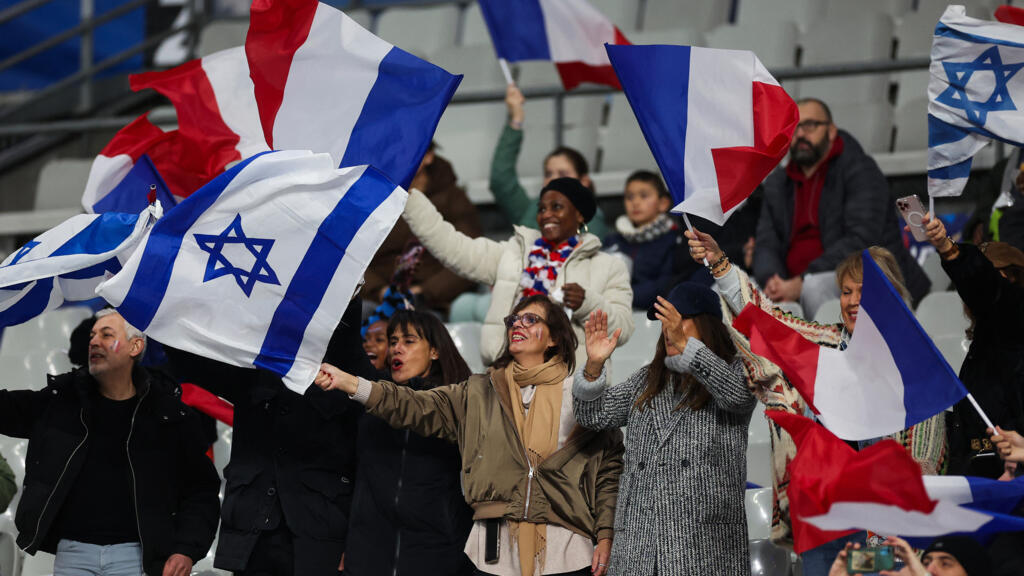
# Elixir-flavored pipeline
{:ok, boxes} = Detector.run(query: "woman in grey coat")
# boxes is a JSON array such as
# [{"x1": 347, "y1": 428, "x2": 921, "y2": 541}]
[{"x1": 573, "y1": 282, "x2": 756, "y2": 576}]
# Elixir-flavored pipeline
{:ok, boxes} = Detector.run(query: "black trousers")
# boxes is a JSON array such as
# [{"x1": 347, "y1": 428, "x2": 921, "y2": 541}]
[{"x1": 236, "y1": 526, "x2": 344, "y2": 576}]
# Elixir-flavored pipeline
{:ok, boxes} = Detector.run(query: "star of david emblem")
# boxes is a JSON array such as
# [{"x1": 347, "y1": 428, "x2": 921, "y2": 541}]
[
  {"x1": 3, "y1": 241, "x2": 40, "y2": 267},
  {"x1": 194, "y1": 214, "x2": 280, "y2": 297},
  {"x1": 936, "y1": 45, "x2": 1024, "y2": 125}
]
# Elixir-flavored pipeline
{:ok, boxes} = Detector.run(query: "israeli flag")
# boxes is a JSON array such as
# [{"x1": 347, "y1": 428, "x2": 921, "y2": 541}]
[
  {"x1": 929, "y1": 5, "x2": 1024, "y2": 196},
  {"x1": 0, "y1": 204, "x2": 161, "y2": 327},
  {"x1": 96, "y1": 150, "x2": 407, "y2": 393}
]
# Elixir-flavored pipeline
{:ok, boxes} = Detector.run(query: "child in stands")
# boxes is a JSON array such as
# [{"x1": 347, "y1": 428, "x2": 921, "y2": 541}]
[{"x1": 604, "y1": 171, "x2": 708, "y2": 310}]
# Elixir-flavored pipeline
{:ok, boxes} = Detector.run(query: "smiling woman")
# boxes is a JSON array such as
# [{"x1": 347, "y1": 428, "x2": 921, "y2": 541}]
[{"x1": 315, "y1": 295, "x2": 624, "y2": 576}]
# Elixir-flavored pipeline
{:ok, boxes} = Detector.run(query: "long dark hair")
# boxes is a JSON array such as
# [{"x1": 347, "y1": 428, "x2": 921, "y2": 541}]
[
  {"x1": 635, "y1": 314, "x2": 736, "y2": 411},
  {"x1": 388, "y1": 310, "x2": 472, "y2": 384},
  {"x1": 492, "y1": 294, "x2": 578, "y2": 373}
]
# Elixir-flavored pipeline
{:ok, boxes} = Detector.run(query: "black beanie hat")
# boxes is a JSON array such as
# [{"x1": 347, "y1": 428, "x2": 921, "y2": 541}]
[
  {"x1": 541, "y1": 177, "x2": 597, "y2": 223},
  {"x1": 924, "y1": 535, "x2": 990, "y2": 575}
]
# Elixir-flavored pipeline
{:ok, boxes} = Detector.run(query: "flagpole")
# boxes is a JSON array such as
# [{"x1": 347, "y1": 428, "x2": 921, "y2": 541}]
[
  {"x1": 929, "y1": 195, "x2": 935, "y2": 219},
  {"x1": 966, "y1": 392, "x2": 997, "y2": 431},
  {"x1": 681, "y1": 212, "x2": 710, "y2": 267},
  {"x1": 498, "y1": 58, "x2": 514, "y2": 85}
]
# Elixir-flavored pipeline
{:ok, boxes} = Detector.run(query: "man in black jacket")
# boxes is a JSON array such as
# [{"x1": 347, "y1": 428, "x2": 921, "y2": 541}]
[
  {"x1": 0, "y1": 309, "x2": 220, "y2": 576},
  {"x1": 754, "y1": 98, "x2": 930, "y2": 316},
  {"x1": 165, "y1": 298, "x2": 369, "y2": 576}
]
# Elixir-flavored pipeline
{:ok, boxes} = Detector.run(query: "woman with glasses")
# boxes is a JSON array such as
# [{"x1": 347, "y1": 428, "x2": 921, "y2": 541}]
[
  {"x1": 316, "y1": 294, "x2": 624, "y2": 576},
  {"x1": 401, "y1": 173, "x2": 633, "y2": 369},
  {"x1": 572, "y1": 283, "x2": 756, "y2": 576}
]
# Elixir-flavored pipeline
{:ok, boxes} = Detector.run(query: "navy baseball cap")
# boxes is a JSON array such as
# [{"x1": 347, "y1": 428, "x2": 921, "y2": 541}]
[{"x1": 648, "y1": 281, "x2": 722, "y2": 321}]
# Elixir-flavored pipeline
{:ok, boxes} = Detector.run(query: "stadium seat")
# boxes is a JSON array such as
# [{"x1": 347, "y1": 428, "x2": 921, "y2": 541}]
[
  {"x1": 515, "y1": 61, "x2": 563, "y2": 90},
  {"x1": 0, "y1": 320, "x2": 47, "y2": 359},
  {"x1": 430, "y1": 45, "x2": 507, "y2": 92},
  {"x1": 197, "y1": 21, "x2": 248, "y2": 57},
  {"x1": 599, "y1": 94, "x2": 658, "y2": 173},
  {"x1": 748, "y1": 538, "x2": 793, "y2": 576},
  {"x1": 916, "y1": 0, "x2": 995, "y2": 20},
  {"x1": 892, "y1": 96, "x2": 928, "y2": 152},
  {"x1": 432, "y1": 102, "x2": 507, "y2": 183},
  {"x1": 822, "y1": 0, "x2": 912, "y2": 20},
  {"x1": 831, "y1": 100, "x2": 895, "y2": 154},
  {"x1": 516, "y1": 95, "x2": 605, "y2": 180},
  {"x1": 589, "y1": 0, "x2": 641, "y2": 31},
  {"x1": 915, "y1": 291, "x2": 970, "y2": 338},
  {"x1": 745, "y1": 486, "x2": 773, "y2": 540},
  {"x1": 746, "y1": 403, "x2": 773, "y2": 489},
  {"x1": 932, "y1": 333, "x2": 969, "y2": 373},
  {"x1": 640, "y1": 0, "x2": 731, "y2": 32},
  {"x1": 375, "y1": 4, "x2": 460, "y2": 57},
  {"x1": 460, "y1": 2, "x2": 491, "y2": 47},
  {"x1": 35, "y1": 159, "x2": 93, "y2": 211},
  {"x1": 0, "y1": 356, "x2": 41, "y2": 390},
  {"x1": 37, "y1": 306, "x2": 92, "y2": 345},
  {"x1": 19, "y1": 551, "x2": 54, "y2": 576},
  {"x1": 705, "y1": 21, "x2": 800, "y2": 69},
  {"x1": 794, "y1": 13, "x2": 894, "y2": 109},
  {"x1": 736, "y1": 0, "x2": 825, "y2": 32},
  {"x1": 446, "y1": 322, "x2": 486, "y2": 374},
  {"x1": 609, "y1": 312, "x2": 660, "y2": 380},
  {"x1": 814, "y1": 298, "x2": 842, "y2": 324},
  {"x1": 622, "y1": 27, "x2": 706, "y2": 47},
  {"x1": 921, "y1": 250, "x2": 951, "y2": 292}
]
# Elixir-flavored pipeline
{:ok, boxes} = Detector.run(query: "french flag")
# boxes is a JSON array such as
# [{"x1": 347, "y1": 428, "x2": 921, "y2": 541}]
[
  {"x1": 478, "y1": 0, "x2": 629, "y2": 90},
  {"x1": 769, "y1": 411, "x2": 1024, "y2": 552},
  {"x1": 734, "y1": 250, "x2": 967, "y2": 441},
  {"x1": 246, "y1": 0, "x2": 461, "y2": 188},
  {"x1": 606, "y1": 44, "x2": 797, "y2": 225}
]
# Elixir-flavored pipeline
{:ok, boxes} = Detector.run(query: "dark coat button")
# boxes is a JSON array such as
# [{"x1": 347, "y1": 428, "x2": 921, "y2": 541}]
[
  {"x1": 681, "y1": 459, "x2": 690, "y2": 468},
  {"x1": 267, "y1": 487, "x2": 276, "y2": 496},
  {"x1": 637, "y1": 462, "x2": 646, "y2": 471}
]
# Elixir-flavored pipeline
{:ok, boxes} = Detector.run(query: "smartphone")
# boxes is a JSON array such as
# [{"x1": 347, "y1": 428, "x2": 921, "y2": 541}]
[
  {"x1": 847, "y1": 546, "x2": 895, "y2": 573},
  {"x1": 896, "y1": 194, "x2": 929, "y2": 242}
]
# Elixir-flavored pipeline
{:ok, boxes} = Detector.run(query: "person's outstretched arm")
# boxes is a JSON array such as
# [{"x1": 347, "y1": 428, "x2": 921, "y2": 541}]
[
  {"x1": 489, "y1": 85, "x2": 533, "y2": 226},
  {"x1": 573, "y1": 310, "x2": 643, "y2": 430}
]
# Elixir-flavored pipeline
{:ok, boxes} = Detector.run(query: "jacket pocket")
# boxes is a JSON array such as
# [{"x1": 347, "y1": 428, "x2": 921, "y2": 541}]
[{"x1": 301, "y1": 472, "x2": 354, "y2": 539}]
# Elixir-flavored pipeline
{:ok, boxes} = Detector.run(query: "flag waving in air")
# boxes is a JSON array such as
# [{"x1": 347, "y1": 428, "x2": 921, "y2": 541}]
[
  {"x1": 478, "y1": 0, "x2": 630, "y2": 90},
  {"x1": 929, "y1": 5, "x2": 1024, "y2": 196},
  {"x1": 0, "y1": 204, "x2": 161, "y2": 327},
  {"x1": 733, "y1": 250, "x2": 967, "y2": 441},
  {"x1": 606, "y1": 44, "x2": 797, "y2": 225},
  {"x1": 96, "y1": 150, "x2": 407, "y2": 393}
]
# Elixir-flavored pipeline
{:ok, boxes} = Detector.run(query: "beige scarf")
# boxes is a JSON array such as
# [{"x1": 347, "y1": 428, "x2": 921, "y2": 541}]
[{"x1": 495, "y1": 357, "x2": 567, "y2": 576}]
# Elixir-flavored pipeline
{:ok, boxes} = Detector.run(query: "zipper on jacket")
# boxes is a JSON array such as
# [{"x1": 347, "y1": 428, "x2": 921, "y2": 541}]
[
  {"x1": 26, "y1": 407, "x2": 89, "y2": 550},
  {"x1": 392, "y1": 430, "x2": 410, "y2": 576},
  {"x1": 126, "y1": 384, "x2": 150, "y2": 566}
]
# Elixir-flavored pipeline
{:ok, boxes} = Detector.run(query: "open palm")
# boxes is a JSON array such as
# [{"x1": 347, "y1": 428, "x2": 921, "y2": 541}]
[{"x1": 585, "y1": 310, "x2": 620, "y2": 364}]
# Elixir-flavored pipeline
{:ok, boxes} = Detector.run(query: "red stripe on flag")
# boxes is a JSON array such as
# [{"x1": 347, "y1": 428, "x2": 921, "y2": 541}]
[
  {"x1": 767, "y1": 411, "x2": 934, "y2": 553},
  {"x1": 246, "y1": 0, "x2": 319, "y2": 149},
  {"x1": 181, "y1": 382, "x2": 235, "y2": 426},
  {"x1": 711, "y1": 81, "x2": 798, "y2": 213},
  {"x1": 732, "y1": 303, "x2": 821, "y2": 409},
  {"x1": 99, "y1": 115, "x2": 168, "y2": 160},
  {"x1": 555, "y1": 61, "x2": 622, "y2": 90},
  {"x1": 995, "y1": 5, "x2": 1024, "y2": 26}
]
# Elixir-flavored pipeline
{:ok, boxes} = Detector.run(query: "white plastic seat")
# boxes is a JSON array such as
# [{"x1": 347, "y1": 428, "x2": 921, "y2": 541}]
[
  {"x1": 430, "y1": 45, "x2": 507, "y2": 93},
  {"x1": 460, "y1": 2, "x2": 491, "y2": 47},
  {"x1": 446, "y1": 322, "x2": 486, "y2": 375},
  {"x1": 921, "y1": 250, "x2": 951, "y2": 292},
  {"x1": 814, "y1": 298, "x2": 842, "y2": 325},
  {"x1": 609, "y1": 312, "x2": 660, "y2": 380},
  {"x1": 622, "y1": 27, "x2": 705, "y2": 47},
  {"x1": 737, "y1": 0, "x2": 825, "y2": 31},
  {"x1": 932, "y1": 334, "x2": 969, "y2": 373},
  {"x1": 0, "y1": 356, "x2": 41, "y2": 390},
  {"x1": 35, "y1": 159, "x2": 93, "y2": 211},
  {"x1": 705, "y1": 21, "x2": 800, "y2": 69},
  {"x1": 749, "y1": 538, "x2": 793, "y2": 576},
  {"x1": 641, "y1": 0, "x2": 731, "y2": 32},
  {"x1": 746, "y1": 403, "x2": 772, "y2": 489},
  {"x1": 745, "y1": 486, "x2": 774, "y2": 540},
  {"x1": 794, "y1": 13, "x2": 894, "y2": 109},
  {"x1": 37, "y1": 306, "x2": 92, "y2": 345},
  {"x1": 832, "y1": 100, "x2": 895, "y2": 154},
  {"x1": 375, "y1": 4, "x2": 460, "y2": 57},
  {"x1": 915, "y1": 291, "x2": 970, "y2": 338},
  {"x1": 589, "y1": 0, "x2": 641, "y2": 31},
  {"x1": 0, "y1": 319, "x2": 47, "y2": 358},
  {"x1": 19, "y1": 551, "x2": 55, "y2": 576},
  {"x1": 432, "y1": 102, "x2": 507, "y2": 183},
  {"x1": 822, "y1": 0, "x2": 912, "y2": 20},
  {"x1": 599, "y1": 94, "x2": 658, "y2": 173},
  {"x1": 516, "y1": 96, "x2": 605, "y2": 180},
  {"x1": 515, "y1": 61, "x2": 563, "y2": 91},
  {"x1": 892, "y1": 96, "x2": 929, "y2": 152},
  {"x1": 197, "y1": 21, "x2": 248, "y2": 58}
]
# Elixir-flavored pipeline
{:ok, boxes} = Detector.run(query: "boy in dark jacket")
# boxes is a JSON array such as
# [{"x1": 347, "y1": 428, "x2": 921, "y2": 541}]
[{"x1": 0, "y1": 309, "x2": 220, "y2": 576}]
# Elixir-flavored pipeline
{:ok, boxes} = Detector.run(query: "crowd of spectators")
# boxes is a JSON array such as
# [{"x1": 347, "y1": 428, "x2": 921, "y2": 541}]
[{"x1": 1, "y1": 92, "x2": 1023, "y2": 576}]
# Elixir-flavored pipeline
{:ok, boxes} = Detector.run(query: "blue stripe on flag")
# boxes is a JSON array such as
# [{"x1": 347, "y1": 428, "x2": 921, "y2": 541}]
[
  {"x1": 477, "y1": 0, "x2": 551, "y2": 62},
  {"x1": 91, "y1": 154, "x2": 175, "y2": 214},
  {"x1": 0, "y1": 278, "x2": 53, "y2": 327},
  {"x1": 928, "y1": 113, "x2": 972, "y2": 147},
  {"x1": 965, "y1": 476, "x2": 1024, "y2": 514},
  {"x1": 606, "y1": 44, "x2": 691, "y2": 207},
  {"x1": 935, "y1": 21, "x2": 1024, "y2": 51},
  {"x1": 59, "y1": 257, "x2": 122, "y2": 280},
  {"x1": 253, "y1": 168, "x2": 396, "y2": 376},
  {"x1": 928, "y1": 158, "x2": 974, "y2": 181},
  {"x1": 858, "y1": 252, "x2": 967, "y2": 428},
  {"x1": 50, "y1": 212, "x2": 140, "y2": 258},
  {"x1": 117, "y1": 152, "x2": 270, "y2": 330},
  {"x1": 340, "y1": 47, "x2": 462, "y2": 190}
]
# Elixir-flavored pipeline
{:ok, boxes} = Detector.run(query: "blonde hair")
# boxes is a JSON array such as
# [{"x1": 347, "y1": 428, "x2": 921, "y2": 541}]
[{"x1": 834, "y1": 246, "x2": 911, "y2": 303}]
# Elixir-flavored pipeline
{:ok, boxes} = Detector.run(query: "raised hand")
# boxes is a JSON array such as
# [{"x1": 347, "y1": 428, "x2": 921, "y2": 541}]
[
  {"x1": 653, "y1": 296, "x2": 693, "y2": 353},
  {"x1": 879, "y1": 536, "x2": 928, "y2": 576},
  {"x1": 584, "y1": 310, "x2": 620, "y2": 366},
  {"x1": 989, "y1": 426, "x2": 1024, "y2": 463},
  {"x1": 315, "y1": 363, "x2": 359, "y2": 394},
  {"x1": 684, "y1": 228, "x2": 725, "y2": 267},
  {"x1": 918, "y1": 213, "x2": 951, "y2": 251},
  {"x1": 506, "y1": 84, "x2": 525, "y2": 126}
]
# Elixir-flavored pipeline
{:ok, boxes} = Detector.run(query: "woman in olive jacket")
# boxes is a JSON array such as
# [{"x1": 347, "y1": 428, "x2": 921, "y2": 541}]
[{"x1": 318, "y1": 295, "x2": 623, "y2": 576}]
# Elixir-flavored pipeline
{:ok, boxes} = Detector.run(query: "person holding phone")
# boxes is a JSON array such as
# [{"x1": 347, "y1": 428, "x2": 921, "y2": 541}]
[
  {"x1": 315, "y1": 295, "x2": 623, "y2": 576},
  {"x1": 686, "y1": 229, "x2": 947, "y2": 576},
  {"x1": 917, "y1": 214, "x2": 1024, "y2": 478},
  {"x1": 571, "y1": 282, "x2": 756, "y2": 576}
]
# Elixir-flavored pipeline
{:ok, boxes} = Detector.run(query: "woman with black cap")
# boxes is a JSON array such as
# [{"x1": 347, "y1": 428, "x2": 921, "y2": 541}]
[
  {"x1": 572, "y1": 283, "x2": 756, "y2": 576},
  {"x1": 400, "y1": 176, "x2": 634, "y2": 369}
]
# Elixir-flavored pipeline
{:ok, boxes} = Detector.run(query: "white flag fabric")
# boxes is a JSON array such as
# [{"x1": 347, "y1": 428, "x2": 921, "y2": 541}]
[
  {"x1": 97, "y1": 150, "x2": 407, "y2": 392},
  {"x1": 0, "y1": 204, "x2": 161, "y2": 327},
  {"x1": 928, "y1": 5, "x2": 1024, "y2": 196}
]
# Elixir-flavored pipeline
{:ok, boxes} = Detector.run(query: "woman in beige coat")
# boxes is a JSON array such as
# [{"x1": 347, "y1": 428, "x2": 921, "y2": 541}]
[{"x1": 403, "y1": 177, "x2": 634, "y2": 368}]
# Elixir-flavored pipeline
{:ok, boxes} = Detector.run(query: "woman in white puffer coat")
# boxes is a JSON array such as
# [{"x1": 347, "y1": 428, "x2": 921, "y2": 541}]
[{"x1": 404, "y1": 177, "x2": 634, "y2": 369}]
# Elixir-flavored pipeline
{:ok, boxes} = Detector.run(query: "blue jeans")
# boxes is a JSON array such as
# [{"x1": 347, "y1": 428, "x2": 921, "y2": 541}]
[
  {"x1": 800, "y1": 531, "x2": 867, "y2": 576},
  {"x1": 54, "y1": 540, "x2": 143, "y2": 576}
]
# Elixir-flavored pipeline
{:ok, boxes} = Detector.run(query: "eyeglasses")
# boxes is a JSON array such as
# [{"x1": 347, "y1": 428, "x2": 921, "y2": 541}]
[
  {"x1": 795, "y1": 119, "x2": 829, "y2": 133},
  {"x1": 503, "y1": 312, "x2": 546, "y2": 328}
]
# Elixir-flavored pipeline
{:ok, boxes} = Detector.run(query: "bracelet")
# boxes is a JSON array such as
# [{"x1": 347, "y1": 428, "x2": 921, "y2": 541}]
[
  {"x1": 582, "y1": 368, "x2": 601, "y2": 380},
  {"x1": 509, "y1": 120, "x2": 523, "y2": 130},
  {"x1": 706, "y1": 254, "x2": 728, "y2": 271},
  {"x1": 938, "y1": 237, "x2": 959, "y2": 259}
]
